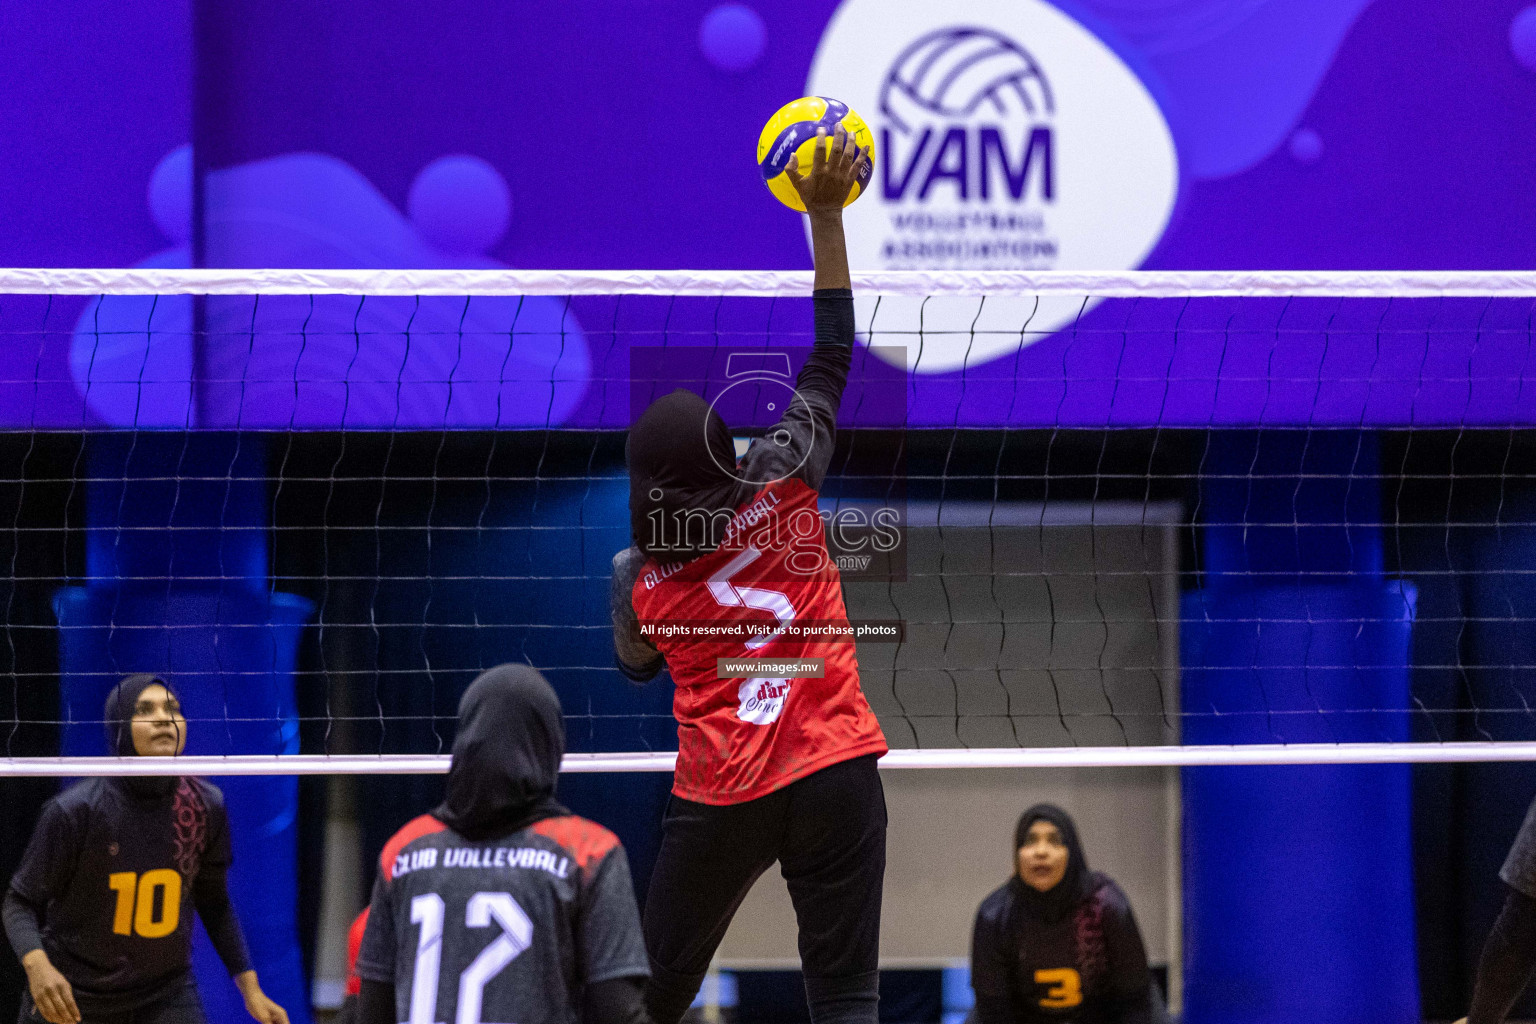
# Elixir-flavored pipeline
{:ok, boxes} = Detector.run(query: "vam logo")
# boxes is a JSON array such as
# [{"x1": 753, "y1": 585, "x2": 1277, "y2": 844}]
[
  {"x1": 880, "y1": 28, "x2": 1055, "y2": 238},
  {"x1": 808, "y1": 0, "x2": 1179, "y2": 373}
]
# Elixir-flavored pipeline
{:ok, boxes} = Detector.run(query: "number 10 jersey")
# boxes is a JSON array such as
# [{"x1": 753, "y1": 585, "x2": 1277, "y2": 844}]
[{"x1": 354, "y1": 813, "x2": 649, "y2": 1024}]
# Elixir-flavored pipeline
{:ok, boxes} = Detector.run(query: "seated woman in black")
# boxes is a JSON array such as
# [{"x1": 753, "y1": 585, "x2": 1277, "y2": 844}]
[{"x1": 970, "y1": 805, "x2": 1155, "y2": 1024}]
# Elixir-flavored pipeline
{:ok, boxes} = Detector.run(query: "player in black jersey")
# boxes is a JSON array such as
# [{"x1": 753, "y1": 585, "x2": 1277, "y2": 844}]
[
  {"x1": 354, "y1": 664, "x2": 649, "y2": 1024},
  {"x1": 3, "y1": 674, "x2": 288, "y2": 1024},
  {"x1": 971, "y1": 805, "x2": 1157, "y2": 1024}
]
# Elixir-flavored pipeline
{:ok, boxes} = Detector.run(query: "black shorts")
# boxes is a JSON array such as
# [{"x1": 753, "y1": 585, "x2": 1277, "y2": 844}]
[
  {"x1": 21, "y1": 979, "x2": 207, "y2": 1024},
  {"x1": 642, "y1": 753, "x2": 887, "y2": 1024}
]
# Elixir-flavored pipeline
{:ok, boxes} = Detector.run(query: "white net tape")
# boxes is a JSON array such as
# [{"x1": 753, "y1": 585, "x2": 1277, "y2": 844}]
[
  {"x1": 3, "y1": 267, "x2": 1536, "y2": 296},
  {"x1": 9, "y1": 743, "x2": 1536, "y2": 777}
]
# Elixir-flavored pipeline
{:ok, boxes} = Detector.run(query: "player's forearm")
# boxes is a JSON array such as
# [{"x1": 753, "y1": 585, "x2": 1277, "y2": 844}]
[
  {"x1": 1468, "y1": 887, "x2": 1536, "y2": 1024},
  {"x1": 3, "y1": 889, "x2": 45, "y2": 962},
  {"x1": 808, "y1": 209, "x2": 850, "y2": 293}
]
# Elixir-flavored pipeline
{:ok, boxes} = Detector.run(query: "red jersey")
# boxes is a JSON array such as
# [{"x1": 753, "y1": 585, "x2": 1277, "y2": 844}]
[
  {"x1": 630, "y1": 477, "x2": 887, "y2": 804},
  {"x1": 344, "y1": 907, "x2": 369, "y2": 997}
]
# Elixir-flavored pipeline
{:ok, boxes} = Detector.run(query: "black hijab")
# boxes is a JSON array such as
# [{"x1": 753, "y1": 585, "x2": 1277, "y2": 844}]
[
  {"x1": 103, "y1": 673, "x2": 182, "y2": 800},
  {"x1": 627, "y1": 389, "x2": 747, "y2": 561},
  {"x1": 434, "y1": 664, "x2": 569, "y2": 841},
  {"x1": 1010, "y1": 803, "x2": 1096, "y2": 924}
]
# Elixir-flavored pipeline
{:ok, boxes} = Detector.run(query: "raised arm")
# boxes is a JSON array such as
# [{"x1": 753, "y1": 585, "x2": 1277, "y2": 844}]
[{"x1": 739, "y1": 125, "x2": 865, "y2": 491}]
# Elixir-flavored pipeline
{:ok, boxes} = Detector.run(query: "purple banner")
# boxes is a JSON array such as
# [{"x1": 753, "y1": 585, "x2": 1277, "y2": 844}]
[{"x1": 4, "y1": 0, "x2": 1536, "y2": 429}]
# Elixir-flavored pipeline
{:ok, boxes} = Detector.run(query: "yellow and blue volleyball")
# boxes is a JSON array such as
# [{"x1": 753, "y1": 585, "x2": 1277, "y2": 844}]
[{"x1": 756, "y1": 96, "x2": 875, "y2": 212}]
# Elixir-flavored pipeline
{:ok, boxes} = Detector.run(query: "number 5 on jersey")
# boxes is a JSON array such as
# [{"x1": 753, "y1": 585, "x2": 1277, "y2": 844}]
[
  {"x1": 409, "y1": 892, "x2": 533, "y2": 1024},
  {"x1": 709, "y1": 546, "x2": 798, "y2": 726}
]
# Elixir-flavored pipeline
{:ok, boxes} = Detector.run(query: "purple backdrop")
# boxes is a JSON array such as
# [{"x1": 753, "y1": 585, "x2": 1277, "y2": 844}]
[{"x1": 6, "y1": 0, "x2": 1536, "y2": 429}]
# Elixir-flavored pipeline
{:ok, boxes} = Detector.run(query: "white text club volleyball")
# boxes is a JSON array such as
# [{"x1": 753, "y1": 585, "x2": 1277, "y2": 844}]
[{"x1": 807, "y1": 0, "x2": 1180, "y2": 373}]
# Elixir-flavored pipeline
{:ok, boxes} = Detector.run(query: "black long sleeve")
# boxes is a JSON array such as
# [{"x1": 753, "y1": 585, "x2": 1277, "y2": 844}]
[
  {"x1": 193, "y1": 859, "x2": 252, "y2": 976},
  {"x1": 970, "y1": 894, "x2": 1015, "y2": 1024},
  {"x1": 584, "y1": 976, "x2": 650, "y2": 1024},
  {"x1": 738, "y1": 288, "x2": 853, "y2": 492},
  {"x1": 357, "y1": 979, "x2": 394, "y2": 1024},
  {"x1": 800, "y1": 287, "x2": 856, "y2": 401},
  {"x1": 3, "y1": 888, "x2": 44, "y2": 961},
  {"x1": 6, "y1": 796, "x2": 77, "y2": 964},
  {"x1": 1468, "y1": 886, "x2": 1536, "y2": 1024},
  {"x1": 1099, "y1": 891, "x2": 1154, "y2": 1024}
]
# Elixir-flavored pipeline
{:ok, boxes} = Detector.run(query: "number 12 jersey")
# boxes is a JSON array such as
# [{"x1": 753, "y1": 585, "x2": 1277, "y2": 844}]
[{"x1": 355, "y1": 813, "x2": 649, "y2": 1024}]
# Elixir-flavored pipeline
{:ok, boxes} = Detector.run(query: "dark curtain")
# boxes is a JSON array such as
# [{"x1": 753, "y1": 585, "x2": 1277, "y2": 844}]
[
  {"x1": 1386, "y1": 431, "x2": 1536, "y2": 1020},
  {"x1": 0, "y1": 435, "x2": 83, "y2": 1021}
]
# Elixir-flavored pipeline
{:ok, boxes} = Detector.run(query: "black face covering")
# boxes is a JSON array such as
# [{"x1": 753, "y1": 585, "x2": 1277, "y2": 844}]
[
  {"x1": 627, "y1": 389, "x2": 747, "y2": 561},
  {"x1": 1010, "y1": 803, "x2": 1095, "y2": 924},
  {"x1": 103, "y1": 673, "x2": 182, "y2": 800},
  {"x1": 434, "y1": 664, "x2": 569, "y2": 841}
]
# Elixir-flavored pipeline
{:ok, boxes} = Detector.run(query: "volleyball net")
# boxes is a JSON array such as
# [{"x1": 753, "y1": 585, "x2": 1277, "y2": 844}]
[{"x1": 3, "y1": 267, "x2": 1536, "y2": 773}]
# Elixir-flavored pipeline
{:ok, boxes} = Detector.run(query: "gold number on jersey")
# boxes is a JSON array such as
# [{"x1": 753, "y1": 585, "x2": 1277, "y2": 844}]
[
  {"x1": 1035, "y1": 968, "x2": 1083, "y2": 1009},
  {"x1": 106, "y1": 869, "x2": 182, "y2": 938},
  {"x1": 107, "y1": 873, "x2": 136, "y2": 935}
]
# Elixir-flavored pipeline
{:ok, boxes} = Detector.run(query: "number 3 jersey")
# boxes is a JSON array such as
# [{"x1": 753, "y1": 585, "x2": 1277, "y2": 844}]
[
  {"x1": 970, "y1": 874, "x2": 1153, "y2": 1023},
  {"x1": 626, "y1": 476, "x2": 887, "y2": 806},
  {"x1": 355, "y1": 813, "x2": 649, "y2": 1024}
]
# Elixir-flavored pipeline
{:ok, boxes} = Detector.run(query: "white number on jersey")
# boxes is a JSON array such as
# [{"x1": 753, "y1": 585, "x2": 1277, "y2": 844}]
[
  {"x1": 707, "y1": 545, "x2": 799, "y2": 725},
  {"x1": 706, "y1": 545, "x2": 796, "y2": 651},
  {"x1": 408, "y1": 892, "x2": 535, "y2": 1024}
]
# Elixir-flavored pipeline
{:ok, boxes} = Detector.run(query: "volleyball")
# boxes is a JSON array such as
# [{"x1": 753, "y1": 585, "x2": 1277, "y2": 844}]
[{"x1": 756, "y1": 96, "x2": 875, "y2": 211}]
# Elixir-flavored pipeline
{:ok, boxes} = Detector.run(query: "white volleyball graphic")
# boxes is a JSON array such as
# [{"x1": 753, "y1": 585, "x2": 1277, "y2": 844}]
[
  {"x1": 881, "y1": 27, "x2": 1053, "y2": 131},
  {"x1": 809, "y1": 0, "x2": 1179, "y2": 374}
]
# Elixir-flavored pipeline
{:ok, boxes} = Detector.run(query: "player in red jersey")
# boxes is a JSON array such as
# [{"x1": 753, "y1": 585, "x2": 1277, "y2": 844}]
[
  {"x1": 611, "y1": 125, "x2": 888, "y2": 1024},
  {"x1": 333, "y1": 908, "x2": 368, "y2": 1024}
]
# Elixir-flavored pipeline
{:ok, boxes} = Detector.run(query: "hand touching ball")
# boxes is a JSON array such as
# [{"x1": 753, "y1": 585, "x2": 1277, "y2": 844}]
[{"x1": 757, "y1": 96, "x2": 875, "y2": 211}]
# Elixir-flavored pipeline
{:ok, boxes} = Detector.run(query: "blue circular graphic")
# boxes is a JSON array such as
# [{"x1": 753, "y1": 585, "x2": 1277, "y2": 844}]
[
  {"x1": 408, "y1": 154, "x2": 511, "y2": 255},
  {"x1": 1512, "y1": 6, "x2": 1536, "y2": 72},
  {"x1": 1289, "y1": 128, "x2": 1323, "y2": 164},
  {"x1": 699, "y1": 4, "x2": 766, "y2": 73},
  {"x1": 148, "y1": 144, "x2": 193, "y2": 245}
]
